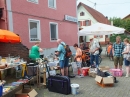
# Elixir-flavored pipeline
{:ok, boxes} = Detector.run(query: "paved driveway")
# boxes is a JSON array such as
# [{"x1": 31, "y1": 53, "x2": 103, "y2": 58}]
[{"x1": 35, "y1": 47, "x2": 130, "y2": 97}]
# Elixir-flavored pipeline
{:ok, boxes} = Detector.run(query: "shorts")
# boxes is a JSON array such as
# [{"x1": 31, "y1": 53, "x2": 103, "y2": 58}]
[
  {"x1": 76, "y1": 61, "x2": 82, "y2": 68},
  {"x1": 114, "y1": 56, "x2": 123, "y2": 66},
  {"x1": 59, "y1": 60, "x2": 65, "y2": 69},
  {"x1": 124, "y1": 58, "x2": 130, "y2": 66},
  {"x1": 64, "y1": 58, "x2": 69, "y2": 67}
]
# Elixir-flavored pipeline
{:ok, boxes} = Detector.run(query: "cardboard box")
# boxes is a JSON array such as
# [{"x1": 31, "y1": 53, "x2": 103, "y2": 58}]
[
  {"x1": 99, "y1": 66, "x2": 110, "y2": 71},
  {"x1": 15, "y1": 89, "x2": 37, "y2": 97},
  {"x1": 88, "y1": 71, "x2": 97, "y2": 78},
  {"x1": 95, "y1": 75, "x2": 114, "y2": 84}
]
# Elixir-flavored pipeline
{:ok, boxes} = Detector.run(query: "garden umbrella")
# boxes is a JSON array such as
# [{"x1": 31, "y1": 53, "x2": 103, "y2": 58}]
[
  {"x1": 78, "y1": 23, "x2": 125, "y2": 36},
  {"x1": 0, "y1": 29, "x2": 21, "y2": 43}
]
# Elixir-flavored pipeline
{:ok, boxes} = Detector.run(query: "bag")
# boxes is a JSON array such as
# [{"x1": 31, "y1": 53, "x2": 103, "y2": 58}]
[
  {"x1": 65, "y1": 50, "x2": 72, "y2": 58},
  {"x1": 81, "y1": 52, "x2": 86, "y2": 62},
  {"x1": 47, "y1": 61, "x2": 71, "y2": 95},
  {"x1": 126, "y1": 52, "x2": 130, "y2": 61},
  {"x1": 48, "y1": 75, "x2": 71, "y2": 95},
  {"x1": 97, "y1": 68, "x2": 107, "y2": 77}
]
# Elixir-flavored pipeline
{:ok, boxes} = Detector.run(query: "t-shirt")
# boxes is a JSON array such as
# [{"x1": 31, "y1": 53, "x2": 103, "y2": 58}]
[
  {"x1": 57, "y1": 42, "x2": 66, "y2": 60},
  {"x1": 113, "y1": 42, "x2": 124, "y2": 57},
  {"x1": 90, "y1": 40, "x2": 100, "y2": 55},
  {"x1": 107, "y1": 45, "x2": 112, "y2": 54},
  {"x1": 76, "y1": 48, "x2": 82, "y2": 62},
  {"x1": 29, "y1": 45, "x2": 40, "y2": 60}
]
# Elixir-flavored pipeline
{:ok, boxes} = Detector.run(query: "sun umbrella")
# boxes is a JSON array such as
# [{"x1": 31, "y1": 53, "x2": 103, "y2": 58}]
[
  {"x1": 78, "y1": 23, "x2": 125, "y2": 36},
  {"x1": 0, "y1": 29, "x2": 21, "y2": 43}
]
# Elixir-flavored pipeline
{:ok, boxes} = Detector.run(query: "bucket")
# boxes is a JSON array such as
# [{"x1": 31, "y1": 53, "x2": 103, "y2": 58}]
[{"x1": 71, "y1": 84, "x2": 79, "y2": 95}]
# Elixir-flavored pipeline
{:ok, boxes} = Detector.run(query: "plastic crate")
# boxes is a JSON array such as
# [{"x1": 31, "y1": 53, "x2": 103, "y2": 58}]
[
  {"x1": 109, "y1": 69, "x2": 123, "y2": 77},
  {"x1": 82, "y1": 67, "x2": 90, "y2": 76}
]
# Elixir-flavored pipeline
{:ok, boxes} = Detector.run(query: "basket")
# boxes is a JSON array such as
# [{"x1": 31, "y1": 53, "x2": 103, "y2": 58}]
[{"x1": 109, "y1": 69, "x2": 123, "y2": 77}]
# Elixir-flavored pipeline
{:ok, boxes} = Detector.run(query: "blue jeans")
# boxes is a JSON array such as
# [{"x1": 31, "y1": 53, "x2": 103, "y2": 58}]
[{"x1": 90, "y1": 54, "x2": 99, "y2": 68}]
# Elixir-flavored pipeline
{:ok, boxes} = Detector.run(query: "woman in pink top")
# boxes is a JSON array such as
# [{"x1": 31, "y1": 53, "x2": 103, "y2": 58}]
[{"x1": 73, "y1": 43, "x2": 84, "y2": 77}]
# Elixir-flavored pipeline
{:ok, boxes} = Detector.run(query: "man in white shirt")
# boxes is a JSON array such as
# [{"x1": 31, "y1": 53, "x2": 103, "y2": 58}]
[{"x1": 89, "y1": 38, "x2": 100, "y2": 68}]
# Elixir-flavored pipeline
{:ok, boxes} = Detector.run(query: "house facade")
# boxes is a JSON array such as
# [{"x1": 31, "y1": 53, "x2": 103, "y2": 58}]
[
  {"x1": 0, "y1": 0, "x2": 78, "y2": 55},
  {"x1": 123, "y1": 14, "x2": 130, "y2": 20},
  {"x1": 77, "y1": 2, "x2": 110, "y2": 44}
]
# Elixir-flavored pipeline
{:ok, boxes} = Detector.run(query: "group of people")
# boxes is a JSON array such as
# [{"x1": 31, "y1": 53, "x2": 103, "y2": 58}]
[
  {"x1": 106, "y1": 36, "x2": 130, "y2": 77},
  {"x1": 29, "y1": 36, "x2": 130, "y2": 78}
]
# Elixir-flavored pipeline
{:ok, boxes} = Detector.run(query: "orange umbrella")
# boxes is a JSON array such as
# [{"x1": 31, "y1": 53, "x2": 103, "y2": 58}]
[{"x1": 0, "y1": 29, "x2": 21, "y2": 43}]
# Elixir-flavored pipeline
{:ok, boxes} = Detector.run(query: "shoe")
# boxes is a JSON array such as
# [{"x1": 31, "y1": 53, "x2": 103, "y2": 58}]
[
  {"x1": 79, "y1": 74, "x2": 84, "y2": 78},
  {"x1": 125, "y1": 75, "x2": 129, "y2": 78},
  {"x1": 125, "y1": 74, "x2": 129, "y2": 77}
]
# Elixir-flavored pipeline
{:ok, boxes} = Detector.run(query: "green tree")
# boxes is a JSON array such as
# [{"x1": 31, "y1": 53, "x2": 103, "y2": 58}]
[
  {"x1": 109, "y1": 17, "x2": 130, "y2": 43},
  {"x1": 109, "y1": 17, "x2": 130, "y2": 32}
]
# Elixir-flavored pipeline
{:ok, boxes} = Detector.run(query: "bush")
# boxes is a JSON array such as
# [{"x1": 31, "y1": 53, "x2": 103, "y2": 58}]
[{"x1": 110, "y1": 34, "x2": 130, "y2": 43}]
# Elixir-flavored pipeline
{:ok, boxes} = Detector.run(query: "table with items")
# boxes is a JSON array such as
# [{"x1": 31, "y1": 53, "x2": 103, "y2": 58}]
[{"x1": 0, "y1": 57, "x2": 35, "y2": 97}]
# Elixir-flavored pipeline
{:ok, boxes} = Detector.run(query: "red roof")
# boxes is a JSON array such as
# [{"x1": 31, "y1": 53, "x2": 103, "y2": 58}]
[
  {"x1": 78, "y1": 2, "x2": 110, "y2": 25},
  {"x1": 122, "y1": 14, "x2": 130, "y2": 20}
]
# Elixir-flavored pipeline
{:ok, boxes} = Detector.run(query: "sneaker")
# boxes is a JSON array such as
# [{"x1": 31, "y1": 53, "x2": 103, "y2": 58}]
[
  {"x1": 125, "y1": 74, "x2": 129, "y2": 78},
  {"x1": 79, "y1": 74, "x2": 84, "y2": 78}
]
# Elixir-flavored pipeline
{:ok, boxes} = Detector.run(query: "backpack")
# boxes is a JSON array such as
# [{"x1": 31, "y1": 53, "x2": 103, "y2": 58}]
[
  {"x1": 61, "y1": 43, "x2": 72, "y2": 58},
  {"x1": 65, "y1": 50, "x2": 72, "y2": 58},
  {"x1": 81, "y1": 51, "x2": 86, "y2": 62}
]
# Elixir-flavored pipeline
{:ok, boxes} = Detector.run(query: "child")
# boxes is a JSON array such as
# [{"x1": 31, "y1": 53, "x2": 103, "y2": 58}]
[{"x1": 107, "y1": 42, "x2": 113, "y2": 60}]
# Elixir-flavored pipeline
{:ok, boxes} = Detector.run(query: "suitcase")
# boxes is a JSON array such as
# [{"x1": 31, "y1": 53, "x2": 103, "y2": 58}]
[{"x1": 48, "y1": 75, "x2": 71, "y2": 95}]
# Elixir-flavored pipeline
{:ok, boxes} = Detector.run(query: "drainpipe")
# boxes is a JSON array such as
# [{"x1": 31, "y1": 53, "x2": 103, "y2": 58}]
[
  {"x1": 4, "y1": 0, "x2": 8, "y2": 30},
  {"x1": 76, "y1": 0, "x2": 79, "y2": 46}
]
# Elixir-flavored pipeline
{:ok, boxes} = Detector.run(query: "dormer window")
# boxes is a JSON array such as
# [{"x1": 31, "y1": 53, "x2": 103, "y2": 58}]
[{"x1": 80, "y1": 12, "x2": 85, "y2": 16}]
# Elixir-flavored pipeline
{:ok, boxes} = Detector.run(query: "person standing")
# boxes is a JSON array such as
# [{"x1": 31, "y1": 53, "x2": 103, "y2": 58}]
[
  {"x1": 29, "y1": 42, "x2": 43, "y2": 61},
  {"x1": 64, "y1": 45, "x2": 72, "y2": 76},
  {"x1": 107, "y1": 42, "x2": 113, "y2": 60},
  {"x1": 73, "y1": 43, "x2": 84, "y2": 77},
  {"x1": 122, "y1": 38, "x2": 130, "y2": 77},
  {"x1": 113, "y1": 36, "x2": 124, "y2": 69},
  {"x1": 89, "y1": 38, "x2": 100, "y2": 68},
  {"x1": 56, "y1": 39, "x2": 66, "y2": 76}
]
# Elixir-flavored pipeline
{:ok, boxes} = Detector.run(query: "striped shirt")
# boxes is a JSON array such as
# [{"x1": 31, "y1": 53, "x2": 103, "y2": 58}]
[{"x1": 113, "y1": 42, "x2": 124, "y2": 57}]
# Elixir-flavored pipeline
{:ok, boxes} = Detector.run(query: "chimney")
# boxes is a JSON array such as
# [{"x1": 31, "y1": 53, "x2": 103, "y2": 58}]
[{"x1": 111, "y1": 21, "x2": 113, "y2": 26}]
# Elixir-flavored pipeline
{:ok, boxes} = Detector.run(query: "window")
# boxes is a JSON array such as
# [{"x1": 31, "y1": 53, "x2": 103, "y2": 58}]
[
  {"x1": 78, "y1": 21, "x2": 80, "y2": 27},
  {"x1": 29, "y1": 19, "x2": 41, "y2": 42},
  {"x1": 80, "y1": 12, "x2": 85, "y2": 16},
  {"x1": 50, "y1": 22, "x2": 58, "y2": 41},
  {"x1": 48, "y1": 0, "x2": 56, "y2": 9},
  {"x1": 94, "y1": 35, "x2": 103, "y2": 38},
  {"x1": 27, "y1": 0, "x2": 38, "y2": 4},
  {"x1": 86, "y1": 20, "x2": 89, "y2": 26}
]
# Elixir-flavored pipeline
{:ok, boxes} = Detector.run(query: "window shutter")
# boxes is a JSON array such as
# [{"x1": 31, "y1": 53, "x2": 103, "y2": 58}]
[
  {"x1": 83, "y1": 21, "x2": 86, "y2": 26},
  {"x1": 80, "y1": 21, "x2": 82, "y2": 26}
]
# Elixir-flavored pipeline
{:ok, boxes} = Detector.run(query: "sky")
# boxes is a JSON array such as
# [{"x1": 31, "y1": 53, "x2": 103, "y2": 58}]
[{"x1": 77, "y1": 0, "x2": 130, "y2": 19}]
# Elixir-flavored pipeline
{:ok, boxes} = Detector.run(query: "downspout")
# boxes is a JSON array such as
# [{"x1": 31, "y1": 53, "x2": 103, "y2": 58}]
[
  {"x1": 4, "y1": 0, "x2": 8, "y2": 30},
  {"x1": 76, "y1": 0, "x2": 79, "y2": 46}
]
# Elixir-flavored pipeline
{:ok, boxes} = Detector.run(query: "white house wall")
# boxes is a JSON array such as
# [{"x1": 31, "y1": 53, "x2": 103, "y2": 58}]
[{"x1": 78, "y1": 6, "x2": 105, "y2": 42}]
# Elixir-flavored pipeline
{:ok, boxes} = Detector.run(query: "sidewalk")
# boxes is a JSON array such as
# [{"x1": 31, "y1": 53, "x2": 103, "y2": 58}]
[{"x1": 36, "y1": 47, "x2": 130, "y2": 97}]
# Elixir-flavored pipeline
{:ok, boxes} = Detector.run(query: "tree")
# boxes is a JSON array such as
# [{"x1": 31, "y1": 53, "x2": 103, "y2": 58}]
[
  {"x1": 109, "y1": 17, "x2": 130, "y2": 32},
  {"x1": 110, "y1": 34, "x2": 130, "y2": 43}
]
